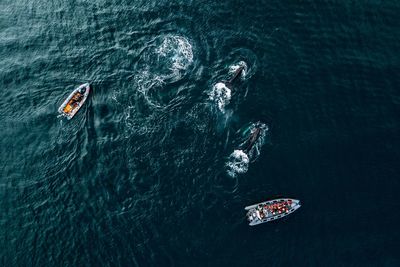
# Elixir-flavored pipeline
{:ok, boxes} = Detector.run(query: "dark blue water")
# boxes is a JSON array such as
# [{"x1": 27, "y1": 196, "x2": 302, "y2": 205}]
[{"x1": 1, "y1": 0, "x2": 399, "y2": 266}]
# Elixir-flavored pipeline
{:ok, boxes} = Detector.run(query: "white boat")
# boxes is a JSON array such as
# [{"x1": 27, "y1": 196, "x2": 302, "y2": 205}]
[
  {"x1": 245, "y1": 198, "x2": 301, "y2": 226},
  {"x1": 58, "y1": 83, "x2": 90, "y2": 120}
]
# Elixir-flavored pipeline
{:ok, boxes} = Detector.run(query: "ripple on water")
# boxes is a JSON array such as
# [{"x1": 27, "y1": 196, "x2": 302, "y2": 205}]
[
  {"x1": 111, "y1": 34, "x2": 195, "y2": 133},
  {"x1": 135, "y1": 35, "x2": 194, "y2": 106}
]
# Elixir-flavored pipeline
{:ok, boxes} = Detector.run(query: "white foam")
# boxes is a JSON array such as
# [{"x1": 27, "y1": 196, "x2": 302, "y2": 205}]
[
  {"x1": 155, "y1": 35, "x2": 193, "y2": 72},
  {"x1": 226, "y1": 149, "x2": 249, "y2": 177},
  {"x1": 209, "y1": 82, "x2": 231, "y2": 113},
  {"x1": 229, "y1": 61, "x2": 248, "y2": 80}
]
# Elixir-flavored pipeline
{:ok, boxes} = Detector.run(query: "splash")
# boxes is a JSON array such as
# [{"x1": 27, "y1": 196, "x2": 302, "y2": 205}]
[
  {"x1": 226, "y1": 149, "x2": 249, "y2": 177},
  {"x1": 209, "y1": 82, "x2": 231, "y2": 113},
  {"x1": 227, "y1": 48, "x2": 258, "y2": 80},
  {"x1": 228, "y1": 61, "x2": 248, "y2": 80}
]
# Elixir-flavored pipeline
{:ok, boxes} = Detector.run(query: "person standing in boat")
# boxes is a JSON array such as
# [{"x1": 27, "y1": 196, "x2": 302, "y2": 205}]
[{"x1": 71, "y1": 87, "x2": 86, "y2": 107}]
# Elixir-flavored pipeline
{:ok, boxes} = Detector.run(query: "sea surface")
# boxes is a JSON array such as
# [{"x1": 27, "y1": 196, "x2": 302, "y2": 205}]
[{"x1": 1, "y1": 0, "x2": 399, "y2": 266}]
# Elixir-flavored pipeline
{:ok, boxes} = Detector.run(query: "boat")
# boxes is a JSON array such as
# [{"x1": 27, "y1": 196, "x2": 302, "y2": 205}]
[
  {"x1": 245, "y1": 198, "x2": 301, "y2": 226},
  {"x1": 58, "y1": 83, "x2": 90, "y2": 120}
]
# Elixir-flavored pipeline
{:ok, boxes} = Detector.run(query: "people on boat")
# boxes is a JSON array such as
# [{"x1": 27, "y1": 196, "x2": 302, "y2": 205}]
[
  {"x1": 247, "y1": 199, "x2": 300, "y2": 225},
  {"x1": 256, "y1": 205, "x2": 266, "y2": 220},
  {"x1": 263, "y1": 201, "x2": 291, "y2": 215},
  {"x1": 70, "y1": 91, "x2": 84, "y2": 106},
  {"x1": 256, "y1": 210, "x2": 262, "y2": 220},
  {"x1": 63, "y1": 93, "x2": 81, "y2": 114},
  {"x1": 248, "y1": 200, "x2": 294, "y2": 221},
  {"x1": 72, "y1": 93, "x2": 81, "y2": 102}
]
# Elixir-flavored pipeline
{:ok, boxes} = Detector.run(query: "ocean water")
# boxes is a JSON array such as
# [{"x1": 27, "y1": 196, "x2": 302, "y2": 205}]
[{"x1": 1, "y1": 0, "x2": 399, "y2": 266}]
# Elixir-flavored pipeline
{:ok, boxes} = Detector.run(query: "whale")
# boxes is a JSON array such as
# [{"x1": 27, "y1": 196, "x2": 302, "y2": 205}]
[
  {"x1": 224, "y1": 66, "x2": 244, "y2": 88},
  {"x1": 242, "y1": 122, "x2": 265, "y2": 154}
]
